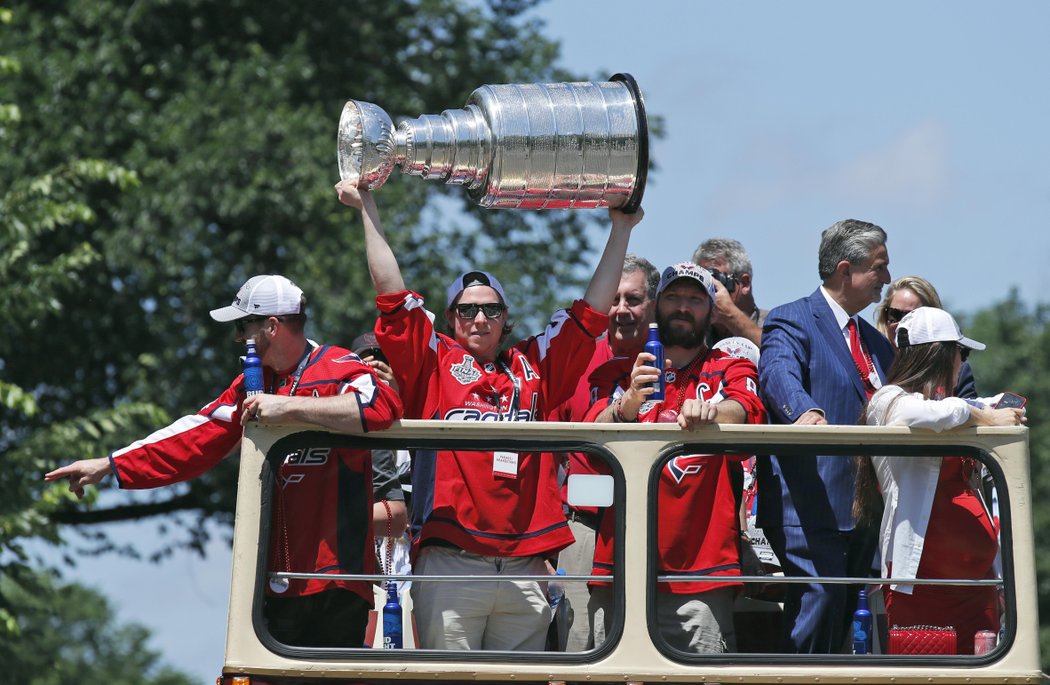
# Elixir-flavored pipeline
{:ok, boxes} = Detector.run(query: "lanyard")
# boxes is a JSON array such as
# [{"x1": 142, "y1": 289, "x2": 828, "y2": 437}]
[
  {"x1": 495, "y1": 356, "x2": 521, "y2": 421},
  {"x1": 269, "y1": 343, "x2": 315, "y2": 397}
]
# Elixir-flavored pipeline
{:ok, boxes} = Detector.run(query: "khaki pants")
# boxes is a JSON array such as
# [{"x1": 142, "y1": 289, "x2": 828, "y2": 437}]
[
  {"x1": 411, "y1": 545, "x2": 551, "y2": 650},
  {"x1": 556, "y1": 517, "x2": 597, "y2": 651}
]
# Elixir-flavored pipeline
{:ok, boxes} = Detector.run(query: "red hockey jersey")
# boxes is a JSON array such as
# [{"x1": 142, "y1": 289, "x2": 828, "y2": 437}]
[
  {"x1": 375, "y1": 290, "x2": 606, "y2": 558},
  {"x1": 109, "y1": 343, "x2": 403, "y2": 601},
  {"x1": 585, "y1": 348, "x2": 766, "y2": 593}
]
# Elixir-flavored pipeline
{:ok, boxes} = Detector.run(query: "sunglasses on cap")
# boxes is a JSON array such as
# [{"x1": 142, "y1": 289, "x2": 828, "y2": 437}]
[
  {"x1": 884, "y1": 306, "x2": 910, "y2": 325},
  {"x1": 453, "y1": 303, "x2": 506, "y2": 320}
]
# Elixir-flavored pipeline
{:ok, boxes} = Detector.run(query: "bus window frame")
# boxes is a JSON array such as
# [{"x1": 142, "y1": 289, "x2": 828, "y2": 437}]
[
  {"x1": 647, "y1": 440, "x2": 1016, "y2": 664},
  {"x1": 252, "y1": 430, "x2": 625, "y2": 662},
  {"x1": 224, "y1": 421, "x2": 1040, "y2": 684}
]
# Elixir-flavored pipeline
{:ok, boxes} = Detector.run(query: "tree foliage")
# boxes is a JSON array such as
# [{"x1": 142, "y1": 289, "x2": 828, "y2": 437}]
[
  {"x1": 1, "y1": 570, "x2": 195, "y2": 685},
  {"x1": 0, "y1": 5, "x2": 181, "y2": 673},
  {"x1": 1, "y1": 0, "x2": 601, "y2": 558}
]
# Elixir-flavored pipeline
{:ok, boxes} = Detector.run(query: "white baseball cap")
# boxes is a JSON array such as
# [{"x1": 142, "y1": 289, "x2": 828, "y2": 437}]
[
  {"x1": 896, "y1": 306, "x2": 985, "y2": 351},
  {"x1": 656, "y1": 262, "x2": 717, "y2": 302},
  {"x1": 712, "y1": 336, "x2": 761, "y2": 365},
  {"x1": 209, "y1": 274, "x2": 305, "y2": 322}
]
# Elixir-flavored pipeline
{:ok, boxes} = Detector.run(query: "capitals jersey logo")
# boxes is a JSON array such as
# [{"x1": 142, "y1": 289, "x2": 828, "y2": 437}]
[
  {"x1": 666, "y1": 455, "x2": 708, "y2": 484},
  {"x1": 450, "y1": 355, "x2": 482, "y2": 385}
]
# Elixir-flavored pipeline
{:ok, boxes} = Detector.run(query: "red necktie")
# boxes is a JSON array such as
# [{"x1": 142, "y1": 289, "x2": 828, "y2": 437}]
[{"x1": 847, "y1": 317, "x2": 877, "y2": 399}]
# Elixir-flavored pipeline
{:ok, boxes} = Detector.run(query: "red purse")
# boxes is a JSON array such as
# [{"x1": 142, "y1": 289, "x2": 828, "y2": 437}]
[{"x1": 888, "y1": 625, "x2": 957, "y2": 655}]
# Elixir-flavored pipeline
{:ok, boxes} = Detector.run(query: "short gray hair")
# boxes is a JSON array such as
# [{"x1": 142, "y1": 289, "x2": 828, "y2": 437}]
[
  {"x1": 622, "y1": 253, "x2": 660, "y2": 300},
  {"x1": 692, "y1": 238, "x2": 753, "y2": 277},
  {"x1": 817, "y1": 219, "x2": 887, "y2": 281}
]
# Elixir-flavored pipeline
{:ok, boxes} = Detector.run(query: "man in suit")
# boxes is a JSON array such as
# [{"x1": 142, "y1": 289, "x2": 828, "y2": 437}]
[{"x1": 757, "y1": 219, "x2": 894, "y2": 654}]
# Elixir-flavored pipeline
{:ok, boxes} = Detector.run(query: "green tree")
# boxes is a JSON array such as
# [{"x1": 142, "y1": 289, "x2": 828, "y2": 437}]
[
  {"x1": 0, "y1": 5, "x2": 182, "y2": 676},
  {"x1": 1, "y1": 571, "x2": 195, "y2": 685},
  {"x1": 963, "y1": 291, "x2": 1050, "y2": 670},
  {"x1": 2, "y1": 0, "x2": 606, "y2": 557}
]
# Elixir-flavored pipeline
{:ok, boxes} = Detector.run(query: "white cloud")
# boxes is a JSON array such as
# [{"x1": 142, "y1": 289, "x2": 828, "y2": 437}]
[
  {"x1": 706, "y1": 120, "x2": 952, "y2": 219},
  {"x1": 832, "y1": 120, "x2": 950, "y2": 210}
]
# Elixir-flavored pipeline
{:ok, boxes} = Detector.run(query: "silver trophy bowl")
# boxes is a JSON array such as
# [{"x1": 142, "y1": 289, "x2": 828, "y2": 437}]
[{"x1": 337, "y1": 73, "x2": 647, "y2": 212}]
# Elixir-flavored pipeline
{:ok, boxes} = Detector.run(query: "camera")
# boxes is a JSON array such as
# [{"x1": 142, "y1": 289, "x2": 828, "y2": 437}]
[{"x1": 708, "y1": 268, "x2": 737, "y2": 294}]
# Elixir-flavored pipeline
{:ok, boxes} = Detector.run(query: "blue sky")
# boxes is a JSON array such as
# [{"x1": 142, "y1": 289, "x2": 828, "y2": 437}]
[{"x1": 51, "y1": 1, "x2": 1050, "y2": 681}]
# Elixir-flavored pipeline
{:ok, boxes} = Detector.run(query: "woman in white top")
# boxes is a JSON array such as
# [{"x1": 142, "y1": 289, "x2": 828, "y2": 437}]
[{"x1": 854, "y1": 307, "x2": 1026, "y2": 654}]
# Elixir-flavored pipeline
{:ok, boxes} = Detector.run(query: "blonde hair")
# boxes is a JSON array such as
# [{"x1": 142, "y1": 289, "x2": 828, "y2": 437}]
[{"x1": 874, "y1": 275, "x2": 943, "y2": 340}]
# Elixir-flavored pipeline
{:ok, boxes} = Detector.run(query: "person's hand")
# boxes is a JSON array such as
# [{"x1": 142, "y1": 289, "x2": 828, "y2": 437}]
[
  {"x1": 609, "y1": 205, "x2": 644, "y2": 232},
  {"x1": 362, "y1": 355, "x2": 399, "y2": 392},
  {"x1": 794, "y1": 409, "x2": 828, "y2": 426},
  {"x1": 43, "y1": 458, "x2": 112, "y2": 499},
  {"x1": 678, "y1": 399, "x2": 719, "y2": 430},
  {"x1": 627, "y1": 351, "x2": 663, "y2": 395},
  {"x1": 985, "y1": 407, "x2": 1027, "y2": 427},
  {"x1": 709, "y1": 277, "x2": 739, "y2": 322},
  {"x1": 241, "y1": 394, "x2": 292, "y2": 425},
  {"x1": 335, "y1": 179, "x2": 365, "y2": 209}
]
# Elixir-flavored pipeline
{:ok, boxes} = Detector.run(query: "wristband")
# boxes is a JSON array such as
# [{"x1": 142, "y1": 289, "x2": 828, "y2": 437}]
[{"x1": 614, "y1": 398, "x2": 636, "y2": 423}]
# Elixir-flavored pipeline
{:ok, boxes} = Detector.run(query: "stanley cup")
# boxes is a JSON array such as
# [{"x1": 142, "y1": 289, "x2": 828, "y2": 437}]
[{"x1": 337, "y1": 73, "x2": 647, "y2": 212}]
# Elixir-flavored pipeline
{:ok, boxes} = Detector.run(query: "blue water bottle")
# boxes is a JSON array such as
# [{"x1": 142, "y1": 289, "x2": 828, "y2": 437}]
[
  {"x1": 852, "y1": 589, "x2": 872, "y2": 654},
  {"x1": 644, "y1": 322, "x2": 665, "y2": 401},
  {"x1": 548, "y1": 568, "x2": 567, "y2": 616},
  {"x1": 382, "y1": 581, "x2": 403, "y2": 649},
  {"x1": 243, "y1": 338, "x2": 264, "y2": 396}
]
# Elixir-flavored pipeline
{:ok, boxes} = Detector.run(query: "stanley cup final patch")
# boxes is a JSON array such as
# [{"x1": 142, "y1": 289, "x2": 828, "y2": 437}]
[{"x1": 450, "y1": 355, "x2": 482, "y2": 385}]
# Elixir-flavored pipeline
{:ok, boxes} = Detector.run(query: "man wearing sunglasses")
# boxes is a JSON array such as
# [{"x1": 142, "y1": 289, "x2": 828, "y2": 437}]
[
  {"x1": 46, "y1": 274, "x2": 404, "y2": 648},
  {"x1": 692, "y1": 238, "x2": 766, "y2": 346},
  {"x1": 336, "y1": 180, "x2": 641, "y2": 652}
]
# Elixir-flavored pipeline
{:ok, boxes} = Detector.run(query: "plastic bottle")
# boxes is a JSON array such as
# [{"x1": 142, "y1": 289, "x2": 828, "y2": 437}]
[
  {"x1": 852, "y1": 589, "x2": 872, "y2": 654},
  {"x1": 549, "y1": 568, "x2": 567, "y2": 611},
  {"x1": 643, "y1": 323, "x2": 665, "y2": 401},
  {"x1": 382, "y1": 581, "x2": 403, "y2": 648},
  {"x1": 243, "y1": 338, "x2": 264, "y2": 396}
]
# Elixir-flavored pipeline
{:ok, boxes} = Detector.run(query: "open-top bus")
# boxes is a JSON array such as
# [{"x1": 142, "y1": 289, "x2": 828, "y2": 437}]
[{"x1": 218, "y1": 420, "x2": 1041, "y2": 685}]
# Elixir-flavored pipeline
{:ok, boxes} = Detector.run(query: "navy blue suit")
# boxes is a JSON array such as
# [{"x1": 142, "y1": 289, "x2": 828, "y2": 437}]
[{"x1": 757, "y1": 288, "x2": 895, "y2": 653}]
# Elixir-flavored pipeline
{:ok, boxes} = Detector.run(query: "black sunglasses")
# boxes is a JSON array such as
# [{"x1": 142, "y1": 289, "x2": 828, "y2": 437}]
[
  {"x1": 234, "y1": 316, "x2": 269, "y2": 334},
  {"x1": 957, "y1": 344, "x2": 971, "y2": 362},
  {"x1": 454, "y1": 303, "x2": 506, "y2": 320},
  {"x1": 884, "y1": 306, "x2": 910, "y2": 325}
]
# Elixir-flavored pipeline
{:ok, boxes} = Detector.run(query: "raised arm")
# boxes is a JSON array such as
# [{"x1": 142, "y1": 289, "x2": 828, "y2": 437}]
[
  {"x1": 335, "y1": 181, "x2": 406, "y2": 295},
  {"x1": 582, "y1": 207, "x2": 643, "y2": 312}
]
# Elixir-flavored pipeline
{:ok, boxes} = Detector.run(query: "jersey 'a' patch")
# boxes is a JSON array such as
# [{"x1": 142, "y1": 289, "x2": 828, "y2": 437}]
[{"x1": 450, "y1": 355, "x2": 482, "y2": 385}]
